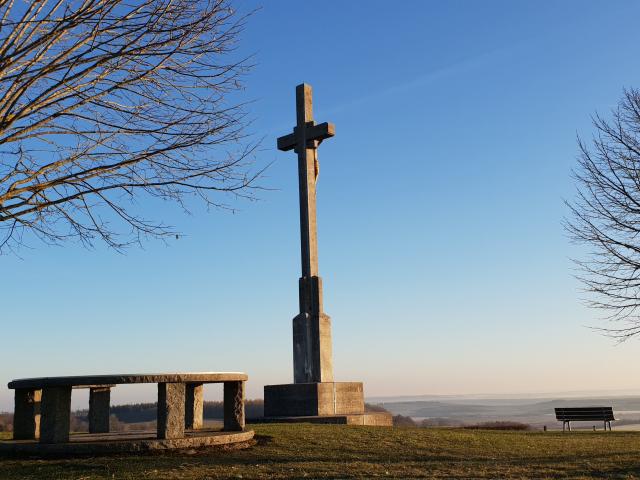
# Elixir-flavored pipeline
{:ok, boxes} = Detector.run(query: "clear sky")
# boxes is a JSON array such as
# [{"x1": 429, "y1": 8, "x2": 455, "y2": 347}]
[{"x1": 2, "y1": 0, "x2": 640, "y2": 410}]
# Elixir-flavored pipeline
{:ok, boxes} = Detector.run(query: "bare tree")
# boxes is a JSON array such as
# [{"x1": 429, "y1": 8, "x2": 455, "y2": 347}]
[
  {"x1": 567, "y1": 88, "x2": 640, "y2": 340},
  {"x1": 0, "y1": 0, "x2": 259, "y2": 253}
]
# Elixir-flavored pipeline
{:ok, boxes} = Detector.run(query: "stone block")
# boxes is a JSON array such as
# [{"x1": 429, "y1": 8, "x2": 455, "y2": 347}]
[
  {"x1": 361, "y1": 412, "x2": 394, "y2": 426},
  {"x1": 264, "y1": 382, "x2": 364, "y2": 417},
  {"x1": 293, "y1": 312, "x2": 333, "y2": 383},
  {"x1": 40, "y1": 386, "x2": 71, "y2": 444},
  {"x1": 13, "y1": 389, "x2": 41, "y2": 440},
  {"x1": 157, "y1": 382, "x2": 185, "y2": 440},
  {"x1": 265, "y1": 382, "x2": 318, "y2": 417},
  {"x1": 333, "y1": 382, "x2": 365, "y2": 414},
  {"x1": 185, "y1": 383, "x2": 204, "y2": 429},
  {"x1": 255, "y1": 411, "x2": 393, "y2": 426},
  {"x1": 316, "y1": 382, "x2": 336, "y2": 416},
  {"x1": 223, "y1": 381, "x2": 245, "y2": 431},
  {"x1": 89, "y1": 387, "x2": 111, "y2": 434}
]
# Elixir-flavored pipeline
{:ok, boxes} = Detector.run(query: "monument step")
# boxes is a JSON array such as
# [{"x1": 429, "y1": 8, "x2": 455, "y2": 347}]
[
  {"x1": 251, "y1": 412, "x2": 393, "y2": 427},
  {"x1": 264, "y1": 381, "x2": 365, "y2": 417}
]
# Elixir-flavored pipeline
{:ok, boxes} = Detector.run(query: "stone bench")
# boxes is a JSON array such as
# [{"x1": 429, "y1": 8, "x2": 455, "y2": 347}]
[{"x1": 8, "y1": 372, "x2": 247, "y2": 444}]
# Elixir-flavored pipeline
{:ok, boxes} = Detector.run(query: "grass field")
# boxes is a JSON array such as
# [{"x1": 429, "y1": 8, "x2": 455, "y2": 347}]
[{"x1": 2, "y1": 424, "x2": 640, "y2": 479}]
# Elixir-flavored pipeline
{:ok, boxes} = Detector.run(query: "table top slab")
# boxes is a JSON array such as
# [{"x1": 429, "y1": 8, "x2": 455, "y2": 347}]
[{"x1": 8, "y1": 372, "x2": 247, "y2": 389}]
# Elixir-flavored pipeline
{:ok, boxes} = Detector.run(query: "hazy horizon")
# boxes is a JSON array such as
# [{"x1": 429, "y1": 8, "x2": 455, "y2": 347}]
[{"x1": 4, "y1": 386, "x2": 640, "y2": 413}]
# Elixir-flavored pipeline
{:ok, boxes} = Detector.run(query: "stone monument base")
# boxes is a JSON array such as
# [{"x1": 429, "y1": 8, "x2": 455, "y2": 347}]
[
  {"x1": 255, "y1": 412, "x2": 392, "y2": 426},
  {"x1": 263, "y1": 382, "x2": 392, "y2": 426}
]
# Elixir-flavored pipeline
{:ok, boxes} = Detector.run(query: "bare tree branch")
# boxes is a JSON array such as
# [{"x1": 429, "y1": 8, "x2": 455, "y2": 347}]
[
  {"x1": 567, "y1": 87, "x2": 640, "y2": 340},
  {"x1": 0, "y1": 0, "x2": 260, "y2": 252}
]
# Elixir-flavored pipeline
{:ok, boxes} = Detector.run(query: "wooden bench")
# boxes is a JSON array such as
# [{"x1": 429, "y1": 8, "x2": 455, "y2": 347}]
[
  {"x1": 8, "y1": 372, "x2": 247, "y2": 444},
  {"x1": 555, "y1": 407, "x2": 615, "y2": 432}
]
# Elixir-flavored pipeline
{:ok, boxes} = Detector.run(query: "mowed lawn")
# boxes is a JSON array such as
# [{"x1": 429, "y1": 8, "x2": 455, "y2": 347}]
[{"x1": 2, "y1": 424, "x2": 640, "y2": 479}]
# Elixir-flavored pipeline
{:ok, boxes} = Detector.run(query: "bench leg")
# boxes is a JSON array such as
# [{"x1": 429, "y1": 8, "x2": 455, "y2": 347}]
[
  {"x1": 13, "y1": 388, "x2": 41, "y2": 440},
  {"x1": 223, "y1": 381, "x2": 245, "y2": 432},
  {"x1": 40, "y1": 386, "x2": 72, "y2": 444},
  {"x1": 157, "y1": 382, "x2": 185, "y2": 439},
  {"x1": 185, "y1": 383, "x2": 204, "y2": 430},
  {"x1": 89, "y1": 387, "x2": 111, "y2": 434}
]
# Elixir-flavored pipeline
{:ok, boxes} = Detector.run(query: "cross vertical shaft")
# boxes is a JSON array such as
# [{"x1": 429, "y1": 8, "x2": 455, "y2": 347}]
[
  {"x1": 296, "y1": 84, "x2": 319, "y2": 280},
  {"x1": 277, "y1": 83, "x2": 335, "y2": 383}
]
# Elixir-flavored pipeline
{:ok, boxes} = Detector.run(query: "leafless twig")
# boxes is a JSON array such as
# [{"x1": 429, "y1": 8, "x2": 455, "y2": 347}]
[
  {"x1": 0, "y1": 0, "x2": 260, "y2": 252},
  {"x1": 567, "y1": 88, "x2": 640, "y2": 340}
]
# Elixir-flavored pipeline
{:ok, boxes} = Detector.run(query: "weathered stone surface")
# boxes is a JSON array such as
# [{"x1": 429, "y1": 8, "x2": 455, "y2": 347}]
[
  {"x1": 298, "y1": 274, "x2": 323, "y2": 315},
  {"x1": 256, "y1": 412, "x2": 393, "y2": 426},
  {"x1": 40, "y1": 386, "x2": 71, "y2": 444},
  {"x1": 293, "y1": 312, "x2": 333, "y2": 384},
  {"x1": 223, "y1": 381, "x2": 245, "y2": 431},
  {"x1": 332, "y1": 382, "x2": 365, "y2": 415},
  {"x1": 13, "y1": 389, "x2": 41, "y2": 440},
  {"x1": 89, "y1": 387, "x2": 111, "y2": 434},
  {"x1": 0, "y1": 429, "x2": 255, "y2": 456},
  {"x1": 264, "y1": 382, "x2": 364, "y2": 417},
  {"x1": 157, "y1": 382, "x2": 185, "y2": 440},
  {"x1": 265, "y1": 382, "x2": 316, "y2": 417},
  {"x1": 185, "y1": 383, "x2": 204, "y2": 429},
  {"x1": 9, "y1": 372, "x2": 247, "y2": 389},
  {"x1": 358, "y1": 412, "x2": 394, "y2": 426}
]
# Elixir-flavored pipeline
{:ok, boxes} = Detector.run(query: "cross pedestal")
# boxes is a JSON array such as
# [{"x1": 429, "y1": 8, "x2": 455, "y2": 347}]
[{"x1": 263, "y1": 84, "x2": 391, "y2": 426}]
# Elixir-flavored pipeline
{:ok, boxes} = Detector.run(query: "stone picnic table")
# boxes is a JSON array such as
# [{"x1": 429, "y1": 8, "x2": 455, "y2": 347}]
[{"x1": 8, "y1": 372, "x2": 247, "y2": 444}]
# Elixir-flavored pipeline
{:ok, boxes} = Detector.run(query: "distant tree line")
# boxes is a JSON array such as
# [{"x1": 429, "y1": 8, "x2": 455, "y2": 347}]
[
  {"x1": 0, "y1": 413, "x2": 12, "y2": 432},
  {"x1": 105, "y1": 399, "x2": 266, "y2": 423}
]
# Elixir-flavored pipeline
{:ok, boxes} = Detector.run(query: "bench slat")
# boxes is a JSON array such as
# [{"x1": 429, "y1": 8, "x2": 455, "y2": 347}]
[{"x1": 555, "y1": 407, "x2": 615, "y2": 421}]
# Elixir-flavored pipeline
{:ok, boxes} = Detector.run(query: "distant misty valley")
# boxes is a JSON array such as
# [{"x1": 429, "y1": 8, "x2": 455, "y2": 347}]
[{"x1": 373, "y1": 395, "x2": 640, "y2": 430}]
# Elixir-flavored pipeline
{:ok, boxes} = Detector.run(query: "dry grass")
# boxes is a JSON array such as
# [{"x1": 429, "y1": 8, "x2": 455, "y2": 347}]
[{"x1": 2, "y1": 424, "x2": 640, "y2": 478}]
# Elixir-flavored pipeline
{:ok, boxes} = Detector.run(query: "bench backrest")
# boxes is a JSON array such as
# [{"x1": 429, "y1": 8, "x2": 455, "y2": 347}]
[{"x1": 555, "y1": 407, "x2": 614, "y2": 421}]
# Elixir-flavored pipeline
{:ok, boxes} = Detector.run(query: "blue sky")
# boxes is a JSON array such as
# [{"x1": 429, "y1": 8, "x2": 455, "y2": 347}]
[{"x1": 2, "y1": 1, "x2": 640, "y2": 410}]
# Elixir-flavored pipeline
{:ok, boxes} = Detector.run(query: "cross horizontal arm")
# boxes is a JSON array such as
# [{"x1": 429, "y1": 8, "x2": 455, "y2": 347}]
[
  {"x1": 276, "y1": 133, "x2": 296, "y2": 152},
  {"x1": 307, "y1": 122, "x2": 335, "y2": 144},
  {"x1": 277, "y1": 122, "x2": 336, "y2": 152}
]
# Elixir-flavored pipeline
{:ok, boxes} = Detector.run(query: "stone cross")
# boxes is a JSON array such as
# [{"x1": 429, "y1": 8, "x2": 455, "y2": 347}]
[
  {"x1": 277, "y1": 84, "x2": 335, "y2": 383},
  {"x1": 277, "y1": 84, "x2": 335, "y2": 280}
]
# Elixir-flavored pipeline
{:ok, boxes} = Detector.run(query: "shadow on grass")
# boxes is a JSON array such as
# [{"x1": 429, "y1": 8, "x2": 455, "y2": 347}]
[{"x1": 0, "y1": 435, "x2": 270, "y2": 461}]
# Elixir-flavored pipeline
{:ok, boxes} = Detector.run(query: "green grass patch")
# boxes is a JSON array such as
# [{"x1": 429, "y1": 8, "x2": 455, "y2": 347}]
[{"x1": 2, "y1": 424, "x2": 640, "y2": 478}]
